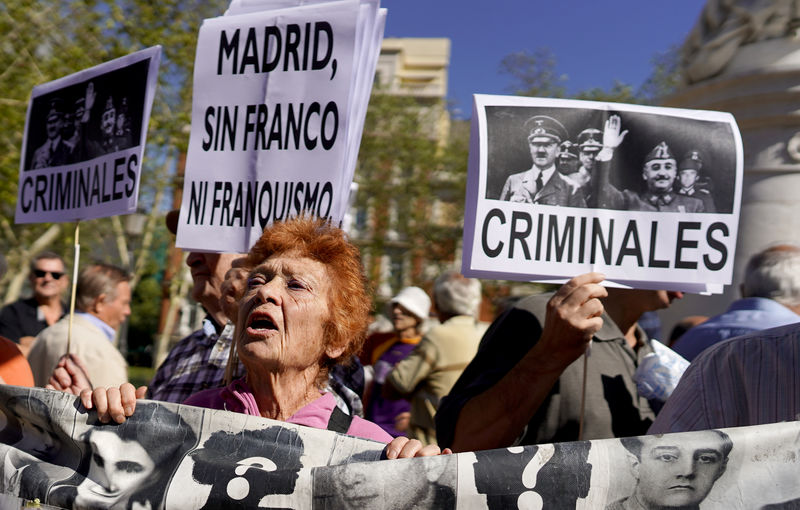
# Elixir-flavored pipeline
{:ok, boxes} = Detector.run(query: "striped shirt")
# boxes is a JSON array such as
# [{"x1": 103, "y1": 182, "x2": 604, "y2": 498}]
[
  {"x1": 148, "y1": 318, "x2": 243, "y2": 404},
  {"x1": 649, "y1": 322, "x2": 800, "y2": 434}
]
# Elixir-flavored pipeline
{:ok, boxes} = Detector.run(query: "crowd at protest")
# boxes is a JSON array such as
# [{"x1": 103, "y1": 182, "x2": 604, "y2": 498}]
[
  {"x1": 3, "y1": 107, "x2": 800, "y2": 509},
  {"x1": 1, "y1": 203, "x2": 800, "y2": 505}
]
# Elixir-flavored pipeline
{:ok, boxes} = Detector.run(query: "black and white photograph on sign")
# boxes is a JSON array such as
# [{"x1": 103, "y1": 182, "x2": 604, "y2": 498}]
[
  {"x1": 485, "y1": 105, "x2": 737, "y2": 214},
  {"x1": 463, "y1": 95, "x2": 742, "y2": 291},
  {"x1": 23, "y1": 58, "x2": 149, "y2": 171},
  {"x1": 312, "y1": 455, "x2": 456, "y2": 509},
  {"x1": 15, "y1": 46, "x2": 160, "y2": 225}
]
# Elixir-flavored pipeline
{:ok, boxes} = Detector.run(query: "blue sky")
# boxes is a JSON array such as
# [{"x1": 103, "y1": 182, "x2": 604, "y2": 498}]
[{"x1": 382, "y1": 0, "x2": 705, "y2": 118}]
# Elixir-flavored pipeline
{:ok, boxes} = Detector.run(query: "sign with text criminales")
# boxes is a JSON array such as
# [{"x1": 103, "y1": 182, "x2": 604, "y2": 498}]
[
  {"x1": 15, "y1": 47, "x2": 161, "y2": 223},
  {"x1": 177, "y1": 3, "x2": 359, "y2": 252},
  {"x1": 462, "y1": 95, "x2": 743, "y2": 292}
]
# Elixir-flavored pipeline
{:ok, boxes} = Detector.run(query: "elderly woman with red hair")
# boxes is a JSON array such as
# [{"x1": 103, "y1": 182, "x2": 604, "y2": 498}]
[{"x1": 83, "y1": 216, "x2": 444, "y2": 457}]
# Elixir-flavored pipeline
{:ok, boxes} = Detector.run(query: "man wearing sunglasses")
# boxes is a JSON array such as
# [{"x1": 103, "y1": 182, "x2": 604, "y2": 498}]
[{"x1": 0, "y1": 252, "x2": 67, "y2": 356}]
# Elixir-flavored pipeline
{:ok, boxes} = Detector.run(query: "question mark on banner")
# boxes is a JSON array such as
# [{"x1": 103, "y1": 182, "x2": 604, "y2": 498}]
[
  {"x1": 517, "y1": 443, "x2": 555, "y2": 510},
  {"x1": 227, "y1": 456, "x2": 278, "y2": 500}
]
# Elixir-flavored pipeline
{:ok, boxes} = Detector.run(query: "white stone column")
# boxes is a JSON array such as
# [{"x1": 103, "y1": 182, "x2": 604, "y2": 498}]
[{"x1": 658, "y1": 38, "x2": 800, "y2": 337}]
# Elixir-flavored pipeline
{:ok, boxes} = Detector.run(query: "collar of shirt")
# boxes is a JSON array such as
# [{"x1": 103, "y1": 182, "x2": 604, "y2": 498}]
[
  {"x1": 532, "y1": 165, "x2": 556, "y2": 186},
  {"x1": 76, "y1": 312, "x2": 116, "y2": 341},
  {"x1": 728, "y1": 297, "x2": 800, "y2": 317}
]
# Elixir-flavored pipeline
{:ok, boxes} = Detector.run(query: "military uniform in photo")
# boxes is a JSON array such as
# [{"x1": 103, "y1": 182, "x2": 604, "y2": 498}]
[
  {"x1": 676, "y1": 150, "x2": 716, "y2": 213},
  {"x1": 499, "y1": 115, "x2": 585, "y2": 207},
  {"x1": 31, "y1": 100, "x2": 71, "y2": 170},
  {"x1": 598, "y1": 141, "x2": 705, "y2": 213}
]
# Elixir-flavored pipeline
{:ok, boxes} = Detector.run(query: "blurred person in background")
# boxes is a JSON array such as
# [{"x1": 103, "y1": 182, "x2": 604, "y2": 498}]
[
  {"x1": 362, "y1": 286, "x2": 431, "y2": 437},
  {"x1": 384, "y1": 271, "x2": 484, "y2": 445},
  {"x1": 673, "y1": 245, "x2": 800, "y2": 361},
  {"x1": 0, "y1": 251, "x2": 68, "y2": 357}
]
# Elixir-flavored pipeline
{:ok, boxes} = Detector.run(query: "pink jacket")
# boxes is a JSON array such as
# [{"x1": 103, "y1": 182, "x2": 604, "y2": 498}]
[{"x1": 184, "y1": 378, "x2": 392, "y2": 443}]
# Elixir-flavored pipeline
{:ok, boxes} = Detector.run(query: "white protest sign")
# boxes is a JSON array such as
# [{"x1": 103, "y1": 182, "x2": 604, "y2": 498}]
[
  {"x1": 15, "y1": 47, "x2": 161, "y2": 224},
  {"x1": 463, "y1": 95, "x2": 743, "y2": 293},
  {"x1": 177, "y1": 0, "x2": 383, "y2": 253}
]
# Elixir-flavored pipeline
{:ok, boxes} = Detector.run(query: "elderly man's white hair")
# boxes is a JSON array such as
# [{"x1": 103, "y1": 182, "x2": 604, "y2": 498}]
[
  {"x1": 433, "y1": 271, "x2": 482, "y2": 318},
  {"x1": 741, "y1": 245, "x2": 800, "y2": 307}
]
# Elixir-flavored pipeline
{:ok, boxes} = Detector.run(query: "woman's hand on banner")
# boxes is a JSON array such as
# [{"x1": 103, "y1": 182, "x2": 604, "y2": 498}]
[
  {"x1": 384, "y1": 436, "x2": 453, "y2": 459},
  {"x1": 80, "y1": 383, "x2": 147, "y2": 424}
]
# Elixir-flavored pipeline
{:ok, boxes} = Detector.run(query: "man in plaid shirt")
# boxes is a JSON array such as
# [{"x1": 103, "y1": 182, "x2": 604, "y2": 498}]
[{"x1": 147, "y1": 212, "x2": 245, "y2": 403}]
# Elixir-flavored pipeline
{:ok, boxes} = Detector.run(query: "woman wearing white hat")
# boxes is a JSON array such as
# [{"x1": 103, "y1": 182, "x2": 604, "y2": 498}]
[{"x1": 363, "y1": 286, "x2": 431, "y2": 437}]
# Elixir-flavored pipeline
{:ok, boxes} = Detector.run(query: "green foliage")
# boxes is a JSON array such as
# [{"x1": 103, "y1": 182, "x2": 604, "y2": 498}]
[
  {"x1": 0, "y1": 0, "x2": 227, "y2": 347},
  {"x1": 500, "y1": 48, "x2": 567, "y2": 98},
  {"x1": 355, "y1": 91, "x2": 469, "y2": 295},
  {"x1": 499, "y1": 45, "x2": 683, "y2": 106},
  {"x1": 639, "y1": 45, "x2": 683, "y2": 104}
]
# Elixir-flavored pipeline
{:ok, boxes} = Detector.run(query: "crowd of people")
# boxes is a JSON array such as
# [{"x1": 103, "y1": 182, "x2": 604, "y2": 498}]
[{"x1": 1, "y1": 210, "x2": 800, "y2": 506}]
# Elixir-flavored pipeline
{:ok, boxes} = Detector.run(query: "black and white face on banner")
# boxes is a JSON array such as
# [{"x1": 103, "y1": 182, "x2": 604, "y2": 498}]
[
  {"x1": 15, "y1": 47, "x2": 160, "y2": 224},
  {"x1": 462, "y1": 95, "x2": 743, "y2": 292}
]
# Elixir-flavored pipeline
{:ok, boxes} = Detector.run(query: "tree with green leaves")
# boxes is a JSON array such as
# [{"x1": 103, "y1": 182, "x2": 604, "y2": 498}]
[
  {"x1": 0, "y1": 0, "x2": 227, "y2": 363},
  {"x1": 353, "y1": 90, "x2": 468, "y2": 303}
]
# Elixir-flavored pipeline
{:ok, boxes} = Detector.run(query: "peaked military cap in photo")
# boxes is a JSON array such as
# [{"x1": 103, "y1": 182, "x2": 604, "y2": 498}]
[
  {"x1": 524, "y1": 115, "x2": 568, "y2": 144},
  {"x1": 644, "y1": 141, "x2": 675, "y2": 163},
  {"x1": 558, "y1": 140, "x2": 578, "y2": 160},
  {"x1": 103, "y1": 95, "x2": 116, "y2": 113},
  {"x1": 679, "y1": 150, "x2": 703, "y2": 172},
  {"x1": 577, "y1": 128, "x2": 603, "y2": 152},
  {"x1": 46, "y1": 98, "x2": 65, "y2": 121}
]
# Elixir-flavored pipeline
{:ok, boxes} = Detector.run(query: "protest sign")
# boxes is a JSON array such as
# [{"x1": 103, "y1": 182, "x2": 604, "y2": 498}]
[
  {"x1": 1, "y1": 386, "x2": 799, "y2": 509},
  {"x1": 463, "y1": 95, "x2": 743, "y2": 293},
  {"x1": 176, "y1": 0, "x2": 385, "y2": 253},
  {"x1": 15, "y1": 47, "x2": 161, "y2": 224}
]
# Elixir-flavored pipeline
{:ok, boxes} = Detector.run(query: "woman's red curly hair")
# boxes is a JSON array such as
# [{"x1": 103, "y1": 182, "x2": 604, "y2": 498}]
[{"x1": 243, "y1": 216, "x2": 372, "y2": 370}]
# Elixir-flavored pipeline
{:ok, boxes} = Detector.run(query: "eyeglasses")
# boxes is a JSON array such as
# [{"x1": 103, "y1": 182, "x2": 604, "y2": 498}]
[{"x1": 33, "y1": 269, "x2": 64, "y2": 280}]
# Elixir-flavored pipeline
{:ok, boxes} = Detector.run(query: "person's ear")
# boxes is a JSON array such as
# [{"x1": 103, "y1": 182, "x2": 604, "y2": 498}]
[
  {"x1": 325, "y1": 343, "x2": 346, "y2": 360},
  {"x1": 714, "y1": 459, "x2": 728, "y2": 481},
  {"x1": 92, "y1": 294, "x2": 107, "y2": 314},
  {"x1": 624, "y1": 450, "x2": 640, "y2": 480}
]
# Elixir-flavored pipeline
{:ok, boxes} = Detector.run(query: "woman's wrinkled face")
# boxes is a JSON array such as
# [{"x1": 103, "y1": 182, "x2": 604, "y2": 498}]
[{"x1": 236, "y1": 252, "x2": 339, "y2": 372}]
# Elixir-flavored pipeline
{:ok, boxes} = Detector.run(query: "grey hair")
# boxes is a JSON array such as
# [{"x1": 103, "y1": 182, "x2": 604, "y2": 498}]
[
  {"x1": 29, "y1": 251, "x2": 65, "y2": 272},
  {"x1": 433, "y1": 271, "x2": 482, "y2": 317},
  {"x1": 75, "y1": 263, "x2": 130, "y2": 312},
  {"x1": 741, "y1": 245, "x2": 800, "y2": 307}
]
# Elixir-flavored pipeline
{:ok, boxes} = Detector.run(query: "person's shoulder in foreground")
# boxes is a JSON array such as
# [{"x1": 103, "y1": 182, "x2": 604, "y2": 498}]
[{"x1": 650, "y1": 321, "x2": 800, "y2": 434}]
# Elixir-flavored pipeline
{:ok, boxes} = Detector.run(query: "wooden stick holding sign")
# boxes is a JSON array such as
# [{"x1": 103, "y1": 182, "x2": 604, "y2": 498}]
[
  {"x1": 578, "y1": 348, "x2": 589, "y2": 440},
  {"x1": 66, "y1": 221, "x2": 80, "y2": 355}
]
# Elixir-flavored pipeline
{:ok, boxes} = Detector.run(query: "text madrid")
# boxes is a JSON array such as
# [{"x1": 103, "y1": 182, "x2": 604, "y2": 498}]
[
  {"x1": 480, "y1": 208, "x2": 729, "y2": 271},
  {"x1": 19, "y1": 154, "x2": 138, "y2": 213},
  {"x1": 185, "y1": 179, "x2": 334, "y2": 228}
]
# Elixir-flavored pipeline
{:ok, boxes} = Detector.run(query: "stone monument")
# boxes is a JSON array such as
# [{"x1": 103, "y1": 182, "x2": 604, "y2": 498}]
[{"x1": 661, "y1": 0, "x2": 800, "y2": 337}]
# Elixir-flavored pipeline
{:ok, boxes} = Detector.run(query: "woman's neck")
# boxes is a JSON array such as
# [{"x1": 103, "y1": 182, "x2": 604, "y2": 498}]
[
  {"x1": 397, "y1": 327, "x2": 420, "y2": 340},
  {"x1": 245, "y1": 367, "x2": 323, "y2": 421}
]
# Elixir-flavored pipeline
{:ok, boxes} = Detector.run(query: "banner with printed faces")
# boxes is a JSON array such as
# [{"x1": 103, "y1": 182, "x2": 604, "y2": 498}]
[
  {"x1": 463, "y1": 95, "x2": 743, "y2": 294},
  {"x1": 176, "y1": 0, "x2": 385, "y2": 253},
  {"x1": 2, "y1": 386, "x2": 800, "y2": 509},
  {"x1": 15, "y1": 47, "x2": 161, "y2": 224}
]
